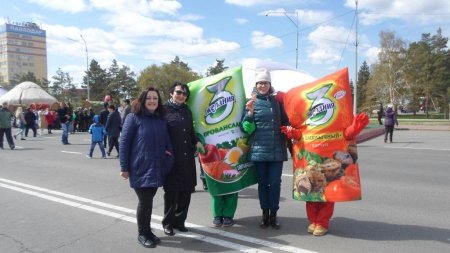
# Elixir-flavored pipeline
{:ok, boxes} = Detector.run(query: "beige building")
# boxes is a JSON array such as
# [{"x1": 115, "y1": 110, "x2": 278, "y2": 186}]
[{"x1": 0, "y1": 22, "x2": 47, "y2": 87}]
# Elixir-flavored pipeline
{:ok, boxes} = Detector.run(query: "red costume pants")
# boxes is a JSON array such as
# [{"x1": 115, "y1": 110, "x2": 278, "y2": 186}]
[{"x1": 306, "y1": 202, "x2": 335, "y2": 228}]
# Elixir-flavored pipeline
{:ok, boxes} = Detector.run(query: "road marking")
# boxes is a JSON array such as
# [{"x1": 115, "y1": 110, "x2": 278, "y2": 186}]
[
  {"x1": 0, "y1": 178, "x2": 317, "y2": 253},
  {"x1": 383, "y1": 146, "x2": 450, "y2": 151},
  {"x1": 283, "y1": 174, "x2": 293, "y2": 177},
  {"x1": 61, "y1": 151, "x2": 82, "y2": 154}
]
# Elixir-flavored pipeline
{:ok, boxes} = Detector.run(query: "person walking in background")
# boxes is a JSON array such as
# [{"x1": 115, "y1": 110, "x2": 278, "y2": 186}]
[
  {"x1": 0, "y1": 102, "x2": 15, "y2": 150},
  {"x1": 241, "y1": 69, "x2": 289, "y2": 229},
  {"x1": 120, "y1": 98, "x2": 131, "y2": 128},
  {"x1": 57, "y1": 101, "x2": 71, "y2": 145},
  {"x1": 162, "y1": 82, "x2": 204, "y2": 236},
  {"x1": 37, "y1": 108, "x2": 48, "y2": 136},
  {"x1": 377, "y1": 103, "x2": 384, "y2": 125},
  {"x1": 24, "y1": 106, "x2": 37, "y2": 138},
  {"x1": 119, "y1": 87, "x2": 174, "y2": 248},
  {"x1": 383, "y1": 104, "x2": 398, "y2": 143},
  {"x1": 44, "y1": 108, "x2": 55, "y2": 134},
  {"x1": 105, "y1": 104, "x2": 121, "y2": 157},
  {"x1": 87, "y1": 115, "x2": 106, "y2": 159},
  {"x1": 99, "y1": 102, "x2": 109, "y2": 149},
  {"x1": 14, "y1": 106, "x2": 26, "y2": 140}
]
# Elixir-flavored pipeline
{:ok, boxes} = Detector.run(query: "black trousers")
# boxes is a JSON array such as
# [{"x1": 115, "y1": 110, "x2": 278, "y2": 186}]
[
  {"x1": 25, "y1": 125, "x2": 36, "y2": 137},
  {"x1": 108, "y1": 136, "x2": 119, "y2": 154},
  {"x1": 162, "y1": 191, "x2": 192, "y2": 228},
  {"x1": 384, "y1": 125, "x2": 394, "y2": 142},
  {"x1": 134, "y1": 187, "x2": 158, "y2": 235}
]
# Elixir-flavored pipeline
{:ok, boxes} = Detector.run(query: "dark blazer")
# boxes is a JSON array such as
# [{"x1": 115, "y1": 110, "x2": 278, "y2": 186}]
[
  {"x1": 105, "y1": 110, "x2": 121, "y2": 137},
  {"x1": 163, "y1": 102, "x2": 198, "y2": 192}
]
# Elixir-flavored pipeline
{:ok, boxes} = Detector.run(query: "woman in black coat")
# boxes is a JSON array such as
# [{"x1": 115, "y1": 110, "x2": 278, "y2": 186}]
[{"x1": 162, "y1": 82, "x2": 204, "y2": 236}]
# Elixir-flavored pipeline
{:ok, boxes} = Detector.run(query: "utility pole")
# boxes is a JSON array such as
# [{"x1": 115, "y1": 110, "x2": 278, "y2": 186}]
[
  {"x1": 266, "y1": 10, "x2": 299, "y2": 69},
  {"x1": 67, "y1": 34, "x2": 90, "y2": 100},
  {"x1": 354, "y1": 0, "x2": 359, "y2": 114}
]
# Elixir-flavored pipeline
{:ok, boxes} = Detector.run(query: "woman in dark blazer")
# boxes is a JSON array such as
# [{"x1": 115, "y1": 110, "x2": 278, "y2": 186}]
[{"x1": 162, "y1": 82, "x2": 204, "y2": 236}]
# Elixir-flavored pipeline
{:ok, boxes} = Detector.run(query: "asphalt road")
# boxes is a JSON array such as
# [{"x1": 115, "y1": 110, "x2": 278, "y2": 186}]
[{"x1": 1, "y1": 129, "x2": 449, "y2": 253}]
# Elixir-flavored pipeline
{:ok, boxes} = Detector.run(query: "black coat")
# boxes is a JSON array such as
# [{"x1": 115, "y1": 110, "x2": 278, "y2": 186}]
[
  {"x1": 105, "y1": 110, "x2": 121, "y2": 137},
  {"x1": 163, "y1": 102, "x2": 198, "y2": 192}
]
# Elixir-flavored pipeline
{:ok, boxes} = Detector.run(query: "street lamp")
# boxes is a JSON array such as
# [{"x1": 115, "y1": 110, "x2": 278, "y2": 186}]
[
  {"x1": 67, "y1": 34, "x2": 90, "y2": 101},
  {"x1": 266, "y1": 10, "x2": 299, "y2": 69}
]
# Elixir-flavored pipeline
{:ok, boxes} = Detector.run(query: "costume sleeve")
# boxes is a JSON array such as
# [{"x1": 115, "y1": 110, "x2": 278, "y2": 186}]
[{"x1": 343, "y1": 113, "x2": 369, "y2": 140}]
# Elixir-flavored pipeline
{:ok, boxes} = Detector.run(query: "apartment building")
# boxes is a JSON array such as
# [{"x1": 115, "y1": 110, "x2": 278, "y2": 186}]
[{"x1": 0, "y1": 22, "x2": 47, "y2": 86}]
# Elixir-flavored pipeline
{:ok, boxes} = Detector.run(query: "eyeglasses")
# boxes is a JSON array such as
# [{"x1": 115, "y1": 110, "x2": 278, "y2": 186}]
[
  {"x1": 174, "y1": 90, "x2": 187, "y2": 96},
  {"x1": 256, "y1": 81, "x2": 270, "y2": 86}
]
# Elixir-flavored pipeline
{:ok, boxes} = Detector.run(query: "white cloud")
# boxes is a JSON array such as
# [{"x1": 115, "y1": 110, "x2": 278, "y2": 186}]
[
  {"x1": 235, "y1": 18, "x2": 249, "y2": 25},
  {"x1": 365, "y1": 46, "x2": 380, "y2": 65},
  {"x1": 307, "y1": 25, "x2": 352, "y2": 64},
  {"x1": 251, "y1": 31, "x2": 283, "y2": 49},
  {"x1": 28, "y1": 0, "x2": 87, "y2": 14},
  {"x1": 102, "y1": 12, "x2": 203, "y2": 39},
  {"x1": 344, "y1": 0, "x2": 450, "y2": 25},
  {"x1": 90, "y1": 0, "x2": 181, "y2": 16},
  {"x1": 225, "y1": 0, "x2": 298, "y2": 7},
  {"x1": 260, "y1": 8, "x2": 334, "y2": 26},
  {"x1": 179, "y1": 14, "x2": 204, "y2": 22}
]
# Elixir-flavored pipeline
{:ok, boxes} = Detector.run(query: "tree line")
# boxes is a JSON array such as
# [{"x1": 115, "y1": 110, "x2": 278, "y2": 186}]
[
  {"x1": 357, "y1": 28, "x2": 449, "y2": 118},
  {"x1": 9, "y1": 28, "x2": 449, "y2": 118}
]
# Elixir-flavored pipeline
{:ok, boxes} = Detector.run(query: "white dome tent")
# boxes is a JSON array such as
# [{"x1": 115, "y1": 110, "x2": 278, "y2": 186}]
[
  {"x1": 241, "y1": 59, "x2": 316, "y2": 97},
  {"x1": 0, "y1": 81, "x2": 57, "y2": 106}
]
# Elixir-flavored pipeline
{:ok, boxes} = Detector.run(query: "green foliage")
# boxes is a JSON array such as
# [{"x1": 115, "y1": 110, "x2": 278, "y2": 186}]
[
  {"x1": 50, "y1": 68, "x2": 77, "y2": 102},
  {"x1": 206, "y1": 59, "x2": 229, "y2": 76},
  {"x1": 136, "y1": 56, "x2": 202, "y2": 101}
]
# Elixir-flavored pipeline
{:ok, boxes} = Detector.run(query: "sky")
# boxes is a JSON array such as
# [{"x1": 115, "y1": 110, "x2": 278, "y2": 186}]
[{"x1": 1, "y1": 0, "x2": 449, "y2": 86}]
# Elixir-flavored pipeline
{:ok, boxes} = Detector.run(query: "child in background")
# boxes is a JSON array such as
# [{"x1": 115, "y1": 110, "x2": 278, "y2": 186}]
[{"x1": 87, "y1": 115, "x2": 106, "y2": 159}]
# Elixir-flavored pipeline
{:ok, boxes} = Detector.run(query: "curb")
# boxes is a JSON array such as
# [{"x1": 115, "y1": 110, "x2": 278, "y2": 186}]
[{"x1": 356, "y1": 128, "x2": 384, "y2": 143}]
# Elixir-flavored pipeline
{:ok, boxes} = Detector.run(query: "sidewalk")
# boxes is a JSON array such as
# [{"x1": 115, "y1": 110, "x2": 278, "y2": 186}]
[{"x1": 356, "y1": 123, "x2": 450, "y2": 143}]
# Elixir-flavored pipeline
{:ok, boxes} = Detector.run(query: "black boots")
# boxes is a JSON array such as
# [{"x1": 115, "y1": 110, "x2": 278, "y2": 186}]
[
  {"x1": 269, "y1": 210, "x2": 280, "y2": 229},
  {"x1": 260, "y1": 209, "x2": 269, "y2": 228}
]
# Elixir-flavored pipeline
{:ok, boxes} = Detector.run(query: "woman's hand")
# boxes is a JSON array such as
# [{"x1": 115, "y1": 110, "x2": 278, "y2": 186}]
[
  {"x1": 196, "y1": 142, "x2": 205, "y2": 154},
  {"x1": 246, "y1": 99, "x2": 255, "y2": 116},
  {"x1": 120, "y1": 171, "x2": 129, "y2": 180}
]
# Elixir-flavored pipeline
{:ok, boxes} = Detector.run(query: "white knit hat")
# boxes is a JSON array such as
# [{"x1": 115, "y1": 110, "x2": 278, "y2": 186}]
[
  {"x1": 254, "y1": 68, "x2": 271, "y2": 83},
  {"x1": 387, "y1": 104, "x2": 393, "y2": 108}
]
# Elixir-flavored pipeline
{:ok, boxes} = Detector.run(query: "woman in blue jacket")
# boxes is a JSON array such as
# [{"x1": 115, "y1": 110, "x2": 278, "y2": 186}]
[
  {"x1": 241, "y1": 69, "x2": 289, "y2": 229},
  {"x1": 119, "y1": 87, "x2": 174, "y2": 248}
]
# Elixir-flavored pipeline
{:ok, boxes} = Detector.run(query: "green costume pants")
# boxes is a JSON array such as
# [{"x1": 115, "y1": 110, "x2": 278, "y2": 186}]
[{"x1": 211, "y1": 193, "x2": 238, "y2": 218}]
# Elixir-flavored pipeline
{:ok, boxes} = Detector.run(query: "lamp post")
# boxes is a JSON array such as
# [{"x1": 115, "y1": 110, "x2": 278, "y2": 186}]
[
  {"x1": 266, "y1": 10, "x2": 299, "y2": 69},
  {"x1": 67, "y1": 34, "x2": 90, "y2": 100}
]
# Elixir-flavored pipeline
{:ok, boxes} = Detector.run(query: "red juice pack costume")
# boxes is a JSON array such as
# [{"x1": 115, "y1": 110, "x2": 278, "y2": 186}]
[{"x1": 280, "y1": 68, "x2": 368, "y2": 235}]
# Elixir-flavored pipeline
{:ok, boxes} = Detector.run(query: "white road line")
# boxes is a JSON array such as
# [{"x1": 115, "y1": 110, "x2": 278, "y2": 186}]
[
  {"x1": 0, "y1": 178, "x2": 317, "y2": 253},
  {"x1": 282, "y1": 174, "x2": 293, "y2": 177},
  {"x1": 61, "y1": 151, "x2": 83, "y2": 154},
  {"x1": 0, "y1": 181, "x2": 272, "y2": 253},
  {"x1": 383, "y1": 146, "x2": 450, "y2": 151}
]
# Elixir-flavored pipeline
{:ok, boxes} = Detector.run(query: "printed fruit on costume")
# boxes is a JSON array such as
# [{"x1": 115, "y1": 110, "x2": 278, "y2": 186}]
[
  {"x1": 323, "y1": 176, "x2": 360, "y2": 202},
  {"x1": 199, "y1": 144, "x2": 221, "y2": 163},
  {"x1": 202, "y1": 161, "x2": 233, "y2": 180}
]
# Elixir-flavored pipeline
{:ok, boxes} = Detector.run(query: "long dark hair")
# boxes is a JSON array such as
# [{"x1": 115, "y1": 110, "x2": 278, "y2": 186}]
[{"x1": 132, "y1": 87, "x2": 164, "y2": 117}]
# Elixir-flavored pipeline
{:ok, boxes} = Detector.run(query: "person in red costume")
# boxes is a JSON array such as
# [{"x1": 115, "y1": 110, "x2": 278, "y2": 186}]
[{"x1": 279, "y1": 68, "x2": 368, "y2": 236}]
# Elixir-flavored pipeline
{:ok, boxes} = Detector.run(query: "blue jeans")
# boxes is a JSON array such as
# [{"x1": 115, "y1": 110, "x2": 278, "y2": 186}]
[
  {"x1": 89, "y1": 141, "x2": 106, "y2": 157},
  {"x1": 61, "y1": 122, "x2": 70, "y2": 144},
  {"x1": 254, "y1": 161, "x2": 283, "y2": 212}
]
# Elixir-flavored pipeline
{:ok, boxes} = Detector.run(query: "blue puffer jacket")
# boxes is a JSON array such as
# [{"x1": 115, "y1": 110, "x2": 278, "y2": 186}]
[
  {"x1": 119, "y1": 111, "x2": 174, "y2": 189},
  {"x1": 242, "y1": 92, "x2": 289, "y2": 162},
  {"x1": 89, "y1": 115, "x2": 104, "y2": 142}
]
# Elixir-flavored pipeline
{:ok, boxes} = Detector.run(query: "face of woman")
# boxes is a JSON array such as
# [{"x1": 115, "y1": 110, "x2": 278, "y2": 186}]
[
  {"x1": 145, "y1": 91, "x2": 159, "y2": 113},
  {"x1": 171, "y1": 85, "x2": 187, "y2": 104},
  {"x1": 256, "y1": 81, "x2": 271, "y2": 95}
]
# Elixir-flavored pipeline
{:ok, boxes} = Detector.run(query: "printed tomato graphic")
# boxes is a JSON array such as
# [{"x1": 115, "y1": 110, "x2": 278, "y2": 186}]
[
  {"x1": 202, "y1": 161, "x2": 234, "y2": 180},
  {"x1": 323, "y1": 176, "x2": 361, "y2": 202},
  {"x1": 199, "y1": 144, "x2": 221, "y2": 163}
]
